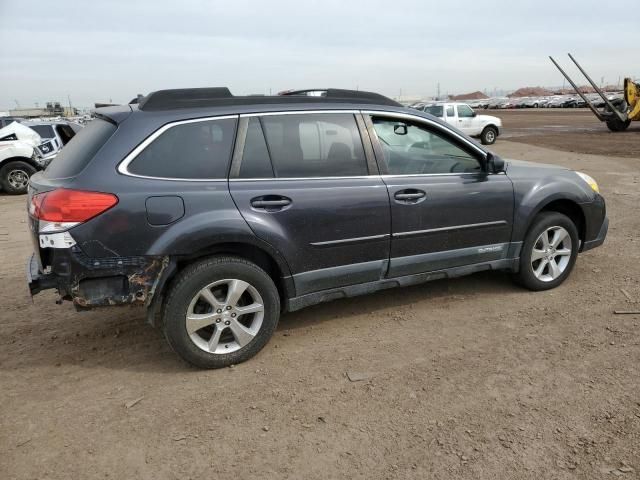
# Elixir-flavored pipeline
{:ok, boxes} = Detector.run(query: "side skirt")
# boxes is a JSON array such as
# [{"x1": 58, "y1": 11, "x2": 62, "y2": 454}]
[{"x1": 285, "y1": 257, "x2": 518, "y2": 312}]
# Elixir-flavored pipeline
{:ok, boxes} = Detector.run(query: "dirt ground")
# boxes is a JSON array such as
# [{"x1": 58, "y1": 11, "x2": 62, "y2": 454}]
[
  {"x1": 1, "y1": 111, "x2": 639, "y2": 479},
  {"x1": 493, "y1": 108, "x2": 640, "y2": 158}
]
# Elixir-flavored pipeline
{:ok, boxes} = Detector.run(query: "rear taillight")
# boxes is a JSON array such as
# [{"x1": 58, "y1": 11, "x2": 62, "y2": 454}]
[{"x1": 31, "y1": 189, "x2": 118, "y2": 223}]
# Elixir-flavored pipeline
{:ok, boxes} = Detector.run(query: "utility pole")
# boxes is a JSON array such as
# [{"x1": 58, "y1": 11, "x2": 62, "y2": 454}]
[{"x1": 436, "y1": 82, "x2": 440, "y2": 100}]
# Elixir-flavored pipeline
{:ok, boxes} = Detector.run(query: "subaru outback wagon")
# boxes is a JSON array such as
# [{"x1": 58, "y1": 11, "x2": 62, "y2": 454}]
[{"x1": 27, "y1": 88, "x2": 608, "y2": 368}]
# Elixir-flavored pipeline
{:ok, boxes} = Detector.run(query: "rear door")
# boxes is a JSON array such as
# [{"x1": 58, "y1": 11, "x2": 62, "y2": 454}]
[
  {"x1": 364, "y1": 112, "x2": 514, "y2": 278},
  {"x1": 229, "y1": 112, "x2": 391, "y2": 296}
]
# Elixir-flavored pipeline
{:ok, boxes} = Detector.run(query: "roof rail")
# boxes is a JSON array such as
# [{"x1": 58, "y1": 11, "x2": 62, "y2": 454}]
[
  {"x1": 279, "y1": 88, "x2": 401, "y2": 107},
  {"x1": 138, "y1": 88, "x2": 233, "y2": 111},
  {"x1": 137, "y1": 87, "x2": 401, "y2": 111}
]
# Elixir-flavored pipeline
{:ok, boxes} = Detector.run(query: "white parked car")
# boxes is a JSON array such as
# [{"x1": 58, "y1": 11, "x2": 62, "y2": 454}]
[
  {"x1": 416, "y1": 102, "x2": 502, "y2": 145},
  {"x1": 22, "y1": 120, "x2": 82, "y2": 159},
  {"x1": 0, "y1": 122, "x2": 53, "y2": 194}
]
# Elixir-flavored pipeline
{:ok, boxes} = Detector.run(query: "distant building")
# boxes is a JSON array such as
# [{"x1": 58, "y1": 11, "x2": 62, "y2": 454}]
[
  {"x1": 9, "y1": 101, "x2": 76, "y2": 118},
  {"x1": 9, "y1": 107, "x2": 47, "y2": 118}
]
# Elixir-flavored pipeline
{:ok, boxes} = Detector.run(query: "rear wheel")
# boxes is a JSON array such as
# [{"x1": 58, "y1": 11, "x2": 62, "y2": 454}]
[
  {"x1": 162, "y1": 256, "x2": 280, "y2": 368},
  {"x1": 0, "y1": 160, "x2": 36, "y2": 194},
  {"x1": 513, "y1": 212, "x2": 579, "y2": 291},
  {"x1": 480, "y1": 126, "x2": 498, "y2": 145}
]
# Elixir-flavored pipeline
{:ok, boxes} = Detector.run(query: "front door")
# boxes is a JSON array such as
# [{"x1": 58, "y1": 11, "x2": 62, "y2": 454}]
[
  {"x1": 366, "y1": 113, "x2": 514, "y2": 278},
  {"x1": 229, "y1": 112, "x2": 391, "y2": 296},
  {"x1": 455, "y1": 104, "x2": 476, "y2": 135}
]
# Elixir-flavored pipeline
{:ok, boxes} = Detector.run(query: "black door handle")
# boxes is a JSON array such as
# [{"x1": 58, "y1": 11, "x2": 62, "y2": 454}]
[
  {"x1": 250, "y1": 196, "x2": 292, "y2": 210},
  {"x1": 394, "y1": 189, "x2": 426, "y2": 203}
]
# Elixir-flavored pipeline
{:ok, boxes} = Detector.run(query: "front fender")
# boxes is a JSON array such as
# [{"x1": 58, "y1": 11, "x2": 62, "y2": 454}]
[
  {"x1": 511, "y1": 169, "x2": 595, "y2": 241},
  {"x1": 0, "y1": 142, "x2": 35, "y2": 163}
]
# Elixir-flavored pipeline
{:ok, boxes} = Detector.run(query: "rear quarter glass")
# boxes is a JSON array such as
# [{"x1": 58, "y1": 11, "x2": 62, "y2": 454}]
[{"x1": 43, "y1": 119, "x2": 116, "y2": 179}]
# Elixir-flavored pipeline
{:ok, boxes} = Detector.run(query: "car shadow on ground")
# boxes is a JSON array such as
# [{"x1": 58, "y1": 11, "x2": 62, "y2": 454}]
[{"x1": 7, "y1": 271, "x2": 519, "y2": 374}]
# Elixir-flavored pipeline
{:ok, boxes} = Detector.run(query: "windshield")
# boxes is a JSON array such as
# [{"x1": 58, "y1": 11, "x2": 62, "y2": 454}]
[
  {"x1": 423, "y1": 105, "x2": 444, "y2": 117},
  {"x1": 30, "y1": 124, "x2": 56, "y2": 139}
]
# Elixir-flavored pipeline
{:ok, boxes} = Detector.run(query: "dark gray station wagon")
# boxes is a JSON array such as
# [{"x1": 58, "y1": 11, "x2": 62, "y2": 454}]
[{"x1": 27, "y1": 88, "x2": 608, "y2": 368}]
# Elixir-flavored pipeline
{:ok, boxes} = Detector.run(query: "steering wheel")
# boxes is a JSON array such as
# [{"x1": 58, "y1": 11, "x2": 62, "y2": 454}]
[{"x1": 407, "y1": 141, "x2": 430, "y2": 153}]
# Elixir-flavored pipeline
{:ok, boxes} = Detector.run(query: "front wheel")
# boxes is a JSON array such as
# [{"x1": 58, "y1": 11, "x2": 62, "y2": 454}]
[
  {"x1": 480, "y1": 126, "x2": 498, "y2": 145},
  {"x1": 0, "y1": 160, "x2": 36, "y2": 194},
  {"x1": 162, "y1": 256, "x2": 280, "y2": 369},
  {"x1": 513, "y1": 212, "x2": 579, "y2": 291},
  {"x1": 606, "y1": 117, "x2": 631, "y2": 132}
]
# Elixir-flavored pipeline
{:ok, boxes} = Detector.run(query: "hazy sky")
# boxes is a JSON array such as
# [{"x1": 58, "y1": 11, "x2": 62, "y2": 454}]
[{"x1": 1, "y1": 0, "x2": 637, "y2": 109}]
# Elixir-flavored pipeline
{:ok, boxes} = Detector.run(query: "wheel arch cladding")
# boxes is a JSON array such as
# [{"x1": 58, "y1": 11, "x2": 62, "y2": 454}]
[
  {"x1": 166, "y1": 240, "x2": 294, "y2": 300},
  {"x1": 539, "y1": 199, "x2": 586, "y2": 241},
  {"x1": 523, "y1": 197, "x2": 586, "y2": 243}
]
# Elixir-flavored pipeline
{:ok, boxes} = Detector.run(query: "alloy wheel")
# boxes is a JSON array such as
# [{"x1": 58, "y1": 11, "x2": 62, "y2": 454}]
[
  {"x1": 531, "y1": 226, "x2": 572, "y2": 282},
  {"x1": 485, "y1": 130, "x2": 496, "y2": 143},
  {"x1": 7, "y1": 169, "x2": 29, "y2": 190},
  {"x1": 186, "y1": 279, "x2": 264, "y2": 354}
]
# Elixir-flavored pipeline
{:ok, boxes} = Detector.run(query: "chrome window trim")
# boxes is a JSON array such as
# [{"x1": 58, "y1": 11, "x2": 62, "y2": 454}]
[
  {"x1": 361, "y1": 109, "x2": 488, "y2": 159},
  {"x1": 392, "y1": 220, "x2": 508, "y2": 238},
  {"x1": 229, "y1": 175, "x2": 380, "y2": 182},
  {"x1": 381, "y1": 173, "x2": 481, "y2": 179},
  {"x1": 117, "y1": 108, "x2": 489, "y2": 181},
  {"x1": 117, "y1": 114, "x2": 238, "y2": 181},
  {"x1": 239, "y1": 110, "x2": 359, "y2": 118}
]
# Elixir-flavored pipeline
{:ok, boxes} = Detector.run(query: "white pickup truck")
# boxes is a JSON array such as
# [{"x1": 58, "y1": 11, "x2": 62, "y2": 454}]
[{"x1": 415, "y1": 102, "x2": 502, "y2": 145}]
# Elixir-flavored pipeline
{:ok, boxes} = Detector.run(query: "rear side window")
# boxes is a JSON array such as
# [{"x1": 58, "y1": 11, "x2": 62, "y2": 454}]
[
  {"x1": 127, "y1": 117, "x2": 236, "y2": 179},
  {"x1": 423, "y1": 105, "x2": 443, "y2": 117},
  {"x1": 446, "y1": 106, "x2": 455, "y2": 117},
  {"x1": 260, "y1": 113, "x2": 367, "y2": 178},
  {"x1": 44, "y1": 119, "x2": 116, "y2": 179}
]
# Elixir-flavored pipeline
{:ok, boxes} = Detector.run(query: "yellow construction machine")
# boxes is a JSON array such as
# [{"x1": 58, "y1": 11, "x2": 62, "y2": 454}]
[{"x1": 550, "y1": 53, "x2": 639, "y2": 132}]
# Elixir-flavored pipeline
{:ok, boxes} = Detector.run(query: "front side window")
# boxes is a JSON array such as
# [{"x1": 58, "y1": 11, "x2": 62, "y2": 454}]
[
  {"x1": 260, "y1": 113, "x2": 368, "y2": 178},
  {"x1": 371, "y1": 117, "x2": 482, "y2": 175},
  {"x1": 127, "y1": 117, "x2": 236, "y2": 179},
  {"x1": 457, "y1": 105, "x2": 474, "y2": 118}
]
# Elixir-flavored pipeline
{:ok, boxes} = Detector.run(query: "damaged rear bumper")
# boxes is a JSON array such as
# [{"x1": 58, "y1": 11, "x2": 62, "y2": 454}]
[
  {"x1": 27, "y1": 253, "x2": 57, "y2": 295},
  {"x1": 26, "y1": 246, "x2": 169, "y2": 308}
]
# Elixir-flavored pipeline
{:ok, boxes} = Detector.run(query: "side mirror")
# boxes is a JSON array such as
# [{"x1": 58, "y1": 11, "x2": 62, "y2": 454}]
[
  {"x1": 486, "y1": 152, "x2": 505, "y2": 173},
  {"x1": 472, "y1": 111, "x2": 477, "y2": 117},
  {"x1": 393, "y1": 124, "x2": 408, "y2": 135}
]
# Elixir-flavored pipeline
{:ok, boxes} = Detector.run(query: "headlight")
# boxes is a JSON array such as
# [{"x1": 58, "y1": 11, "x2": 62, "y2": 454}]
[{"x1": 576, "y1": 171, "x2": 599, "y2": 193}]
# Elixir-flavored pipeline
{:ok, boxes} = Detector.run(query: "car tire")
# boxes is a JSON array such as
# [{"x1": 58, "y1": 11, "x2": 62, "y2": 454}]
[
  {"x1": 480, "y1": 126, "x2": 498, "y2": 145},
  {"x1": 162, "y1": 255, "x2": 280, "y2": 369},
  {"x1": 513, "y1": 212, "x2": 579, "y2": 291},
  {"x1": 0, "y1": 160, "x2": 36, "y2": 195}
]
